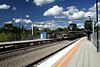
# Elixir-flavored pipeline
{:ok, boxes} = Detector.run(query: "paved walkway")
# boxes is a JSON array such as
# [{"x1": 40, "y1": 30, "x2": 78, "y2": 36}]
[
  {"x1": 38, "y1": 37, "x2": 83, "y2": 67},
  {"x1": 68, "y1": 37, "x2": 100, "y2": 67},
  {"x1": 35, "y1": 37, "x2": 100, "y2": 67}
]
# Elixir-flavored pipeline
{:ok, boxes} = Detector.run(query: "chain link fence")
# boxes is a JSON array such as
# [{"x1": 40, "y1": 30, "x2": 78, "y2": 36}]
[
  {"x1": 91, "y1": 30, "x2": 100, "y2": 51},
  {"x1": 0, "y1": 33, "x2": 40, "y2": 42}
]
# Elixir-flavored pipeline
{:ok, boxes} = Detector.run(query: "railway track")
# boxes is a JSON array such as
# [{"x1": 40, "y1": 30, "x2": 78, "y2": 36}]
[
  {"x1": 0, "y1": 41, "x2": 61, "y2": 61},
  {"x1": 26, "y1": 39, "x2": 78, "y2": 67},
  {"x1": 0, "y1": 39, "x2": 79, "y2": 67}
]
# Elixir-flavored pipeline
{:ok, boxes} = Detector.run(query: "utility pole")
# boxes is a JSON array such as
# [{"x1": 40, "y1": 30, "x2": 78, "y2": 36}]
[
  {"x1": 96, "y1": 0, "x2": 99, "y2": 52},
  {"x1": 18, "y1": 22, "x2": 21, "y2": 40},
  {"x1": 93, "y1": 20, "x2": 95, "y2": 34},
  {"x1": 32, "y1": 23, "x2": 34, "y2": 39}
]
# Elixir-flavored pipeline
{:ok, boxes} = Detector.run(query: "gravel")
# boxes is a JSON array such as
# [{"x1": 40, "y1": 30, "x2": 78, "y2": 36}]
[{"x1": 0, "y1": 40, "x2": 76, "y2": 67}]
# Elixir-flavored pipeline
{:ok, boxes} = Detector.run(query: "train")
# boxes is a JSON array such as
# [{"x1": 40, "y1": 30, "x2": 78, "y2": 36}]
[{"x1": 47, "y1": 31, "x2": 85, "y2": 40}]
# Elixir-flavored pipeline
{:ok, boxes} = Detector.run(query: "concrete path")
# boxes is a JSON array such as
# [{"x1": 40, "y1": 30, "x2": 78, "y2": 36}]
[{"x1": 68, "y1": 37, "x2": 100, "y2": 67}]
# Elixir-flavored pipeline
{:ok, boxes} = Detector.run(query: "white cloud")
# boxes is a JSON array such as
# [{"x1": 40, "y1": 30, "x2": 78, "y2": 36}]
[
  {"x1": 14, "y1": 18, "x2": 22, "y2": 23},
  {"x1": 56, "y1": 26, "x2": 66, "y2": 28},
  {"x1": 81, "y1": 8, "x2": 86, "y2": 11},
  {"x1": 12, "y1": 7, "x2": 17, "y2": 10},
  {"x1": 33, "y1": 24, "x2": 42, "y2": 28},
  {"x1": 67, "y1": 6, "x2": 79, "y2": 14},
  {"x1": 0, "y1": 4, "x2": 10, "y2": 9},
  {"x1": 43, "y1": 3, "x2": 100, "y2": 29},
  {"x1": 54, "y1": 16, "x2": 66, "y2": 18},
  {"x1": 96, "y1": 14, "x2": 100, "y2": 26},
  {"x1": 97, "y1": 21, "x2": 100, "y2": 26},
  {"x1": 67, "y1": 6, "x2": 96, "y2": 20},
  {"x1": 4, "y1": 21, "x2": 12, "y2": 24},
  {"x1": 23, "y1": 19, "x2": 32, "y2": 23},
  {"x1": 89, "y1": 2, "x2": 100, "y2": 12},
  {"x1": 26, "y1": 15, "x2": 30, "y2": 18},
  {"x1": 71, "y1": 11, "x2": 85, "y2": 19},
  {"x1": 34, "y1": 24, "x2": 53, "y2": 30},
  {"x1": 68, "y1": 21, "x2": 73, "y2": 24},
  {"x1": 44, "y1": 5, "x2": 63, "y2": 16},
  {"x1": 63, "y1": 11, "x2": 69, "y2": 15},
  {"x1": 43, "y1": 5, "x2": 80, "y2": 19},
  {"x1": 34, "y1": 0, "x2": 55, "y2": 6},
  {"x1": 54, "y1": 11, "x2": 69, "y2": 18},
  {"x1": 33, "y1": 20, "x2": 56, "y2": 29},
  {"x1": 85, "y1": 11, "x2": 96, "y2": 19},
  {"x1": 43, "y1": 2, "x2": 100, "y2": 21},
  {"x1": 98, "y1": 14, "x2": 100, "y2": 21},
  {"x1": 77, "y1": 23, "x2": 84, "y2": 28},
  {"x1": 77, "y1": 23, "x2": 81, "y2": 27},
  {"x1": 26, "y1": 0, "x2": 29, "y2": 2},
  {"x1": 13, "y1": 18, "x2": 32, "y2": 24}
]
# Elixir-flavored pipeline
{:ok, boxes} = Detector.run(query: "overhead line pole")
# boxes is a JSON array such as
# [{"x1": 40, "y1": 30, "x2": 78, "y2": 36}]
[
  {"x1": 96, "y1": 0, "x2": 99, "y2": 52},
  {"x1": 32, "y1": 22, "x2": 34, "y2": 39}
]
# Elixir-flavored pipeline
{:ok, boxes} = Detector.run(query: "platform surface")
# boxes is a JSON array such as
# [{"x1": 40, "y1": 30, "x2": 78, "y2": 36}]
[
  {"x1": 68, "y1": 37, "x2": 100, "y2": 67},
  {"x1": 38, "y1": 37, "x2": 100, "y2": 67}
]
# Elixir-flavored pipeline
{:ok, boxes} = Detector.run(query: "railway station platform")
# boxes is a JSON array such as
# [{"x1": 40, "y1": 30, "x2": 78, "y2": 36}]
[{"x1": 38, "y1": 37, "x2": 100, "y2": 67}]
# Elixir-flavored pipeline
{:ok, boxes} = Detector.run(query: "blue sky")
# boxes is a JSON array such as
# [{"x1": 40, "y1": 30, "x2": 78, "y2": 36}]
[{"x1": 0, "y1": 0, "x2": 100, "y2": 29}]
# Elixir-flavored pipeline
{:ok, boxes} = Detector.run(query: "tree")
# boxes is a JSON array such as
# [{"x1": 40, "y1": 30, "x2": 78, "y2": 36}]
[
  {"x1": 56, "y1": 27, "x2": 63, "y2": 31},
  {"x1": 68, "y1": 23, "x2": 77, "y2": 31},
  {"x1": 42, "y1": 28, "x2": 51, "y2": 32},
  {"x1": 3, "y1": 23, "x2": 20, "y2": 33},
  {"x1": 0, "y1": 27, "x2": 4, "y2": 33},
  {"x1": 84, "y1": 20, "x2": 93, "y2": 40},
  {"x1": 84, "y1": 20, "x2": 92, "y2": 31}
]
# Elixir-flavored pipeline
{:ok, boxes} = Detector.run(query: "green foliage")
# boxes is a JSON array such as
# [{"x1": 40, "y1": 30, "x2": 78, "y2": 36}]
[
  {"x1": 54, "y1": 27, "x2": 68, "y2": 33},
  {"x1": 0, "y1": 23, "x2": 84, "y2": 42},
  {"x1": 0, "y1": 23, "x2": 19, "y2": 33},
  {"x1": 0, "y1": 33, "x2": 15, "y2": 42},
  {"x1": 0, "y1": 23, "x2": 33, "y2": 42},
  {"x1": 68, "y1": 23, "x2": 77, "y2": 31},
  {"x1": 56, "y1": 27, "x2": 63, "y2": 31},
  {"x1": 84, "y1": 20, "x2": 92, "y2": 31}
]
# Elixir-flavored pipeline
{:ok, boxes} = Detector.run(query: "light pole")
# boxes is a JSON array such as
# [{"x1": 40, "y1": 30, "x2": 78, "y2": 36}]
[
  {"x1": 32, "y1": 23, "x2": 33, "y2": 35},
  {"x1": 32, "y1": 23, "x2": 34, "y2": 39},
  {"x1": 18, "y1": 21, "x2": 21, "y2": 40},
  {"x1": 96, "y1": 0, "x2": 99, "y2": 52},
  {"x1": 93, "y1": 20, "x2": 95, "y2": 34}
]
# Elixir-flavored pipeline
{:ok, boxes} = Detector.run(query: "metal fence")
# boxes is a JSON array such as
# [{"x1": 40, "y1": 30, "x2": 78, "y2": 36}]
[
  {"x1": 0, "y1": 33, "x2": 40, "y2": 42},
  {"x1": 90, "y1": 0, "x2": 100, "y2": 51},
  {"x1": 91, "y1": 31, "x2": 100, "y2": 51}
]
